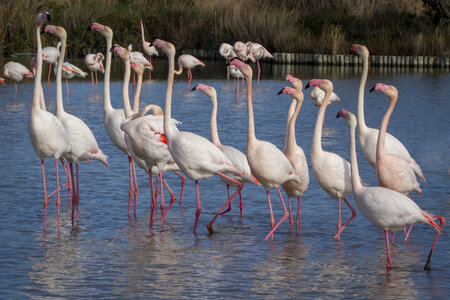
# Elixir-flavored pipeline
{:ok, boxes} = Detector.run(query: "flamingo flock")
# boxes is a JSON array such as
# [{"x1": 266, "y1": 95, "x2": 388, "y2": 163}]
[{"x1": 7, "y1": 12, "x2": 443, "y2": 272}]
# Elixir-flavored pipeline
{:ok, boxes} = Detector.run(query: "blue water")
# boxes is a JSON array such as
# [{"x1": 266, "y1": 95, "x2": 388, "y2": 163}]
[{"x1": 0, "y1": 59, "x2": 449, "y2": 298}]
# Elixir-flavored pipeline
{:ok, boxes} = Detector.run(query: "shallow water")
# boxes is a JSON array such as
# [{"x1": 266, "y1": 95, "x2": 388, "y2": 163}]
[{"x1": 0, "y1": 58, "x2": 449, "y2": 298}]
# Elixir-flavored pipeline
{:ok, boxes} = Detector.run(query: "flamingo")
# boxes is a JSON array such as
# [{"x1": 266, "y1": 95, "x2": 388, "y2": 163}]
[
  {"x1": 130, "y1": 50, "x2": 153, "y2": 97},
  {"x1": 42, "y1": 41, "x2": 61, "y2": 100},
  {"x1": 174, "y1": 54, "x2": 205, "y2": 91},
  {"x1": 44, "y1": 24, "x2": 108, "y2": 222},
  {"x1": 3, "y1": 61, "x2": 33, "y2": 103},
  {"x1": 140, "y1": 18, "x2": 158, "y2": 80},
  {"x1": 286, "y1": 74, "x2": 340, "y2": 106},
  {"x1": 153, "y1": 39, "x2": 244, "y2": 234},
  {"x1": 337, "y1": 108, "x2": 444, "y2": 270},
  {"x1": 89, "y1": 22, "x2": 141, "y2": 216},
  {"x1": 192, "y1": 83, "x2": 260, "y2": 216},
  {"x1": 84, "y1": 52, "x2": 105, "y2": 94},
  {"x1": 249, "y1": 42, "x2": 273, "y2": 86},
  {"x1": 229, "y1": 65, "x2": 245, "y2": 102},
  {"x1": 114, "y1": 44, "x2": 184, "y2": 227},
  {"x1": 233, "y1": 41, "x2": 255, "y2": 62},
  {"x1": 27, "y1": 12, "x2": 71, "y2": 228},
  {"x1": 277, "y1": 86, "x2": 309, "y2": 234},
  {"x1": 54, "y1": 61, "x2": 88, "y2": 105},
  {"x1": 219, "y1": 43, "x2": 236, "y2": 81},
  {"x1": 306, "y1": 79, "x2": 357, "y2": 241},
  {"x1": 229, "y1": 59, "x2": 302, "y2": 240},
  {"x1": 350, "y1": 44, "x2": 425, "y2": 178}
]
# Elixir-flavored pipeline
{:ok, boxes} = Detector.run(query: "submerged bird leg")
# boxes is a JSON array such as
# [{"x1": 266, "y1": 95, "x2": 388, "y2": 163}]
[
  {"x1": 193, "y1": 180, "x2": 201, "y2": 234},
  {"x1": 424, "y1": 216, "x2": 445, "y2": 271},
  {"x1": 385, "y1": 230, "x2": 392, "y2": 269},
  {"x1": 148, "y1": 169, "x2": 155, "y2": 227},
  {"x1": 266, "y1": 189, "x2": 275, "y2": 241},
  {"x1": 132, "y1": 160, "x2": 139, "y2": 217},
  {"x1": 219, "y1": 184, "x2": 232, "y2": 215},
  {"x1": 174, "y1": 171, "x2": 185, "y2": 207},
  {"x1": 288, "y1": 196, "x2": 293, "y2": 232},
  {"x1": 239, "y1": 190, "x2": 244, "y2": 217},
  {"x1": 296, "y1": 196, "x2": 301, "y2": 235},
  {"x1": 264, "y1": 187, "x2": 289, "y2": 241},
  {"x1": 161, "y1": 176, "x2": 177, "y2": 219},
  {"x1": 404, "y1": 225, "x2": 414, "y2": 242},
  {"x1": 128, "y1": 156, "x2": 133, "y2": 216},
  {"x1": 335, "y1": 198, "x2": 357, "y2": 241},
  {"x1": 41, "y1": 160, "x2": 48, "y2": 229},
  {"x1": 159, "y1": 170, "x2": 165, "y2": 227}
]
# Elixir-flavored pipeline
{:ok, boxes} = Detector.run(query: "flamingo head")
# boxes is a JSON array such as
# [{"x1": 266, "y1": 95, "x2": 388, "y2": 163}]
[
  {"x1": 111, "y1": 44, "x2": 129, "y2": 60},
  {"x1": 0, "y1": 78, "x2": 5, "y2": 86},
  {"x1": 369, "y1": 83, "x2": 398, "y2": 98},
  {"x1": 350, "y1": 44, "x2": 369, "y2": 56},
  {"x1": 153, "y1": 39, "x2": 175, "y2": 57},
  {"x1": 229, "y1": 59, "x2": 252, "y2": 78},
  {"x1": 43, "y1": 25, "x2": 67, "y2": 40},
  {"x1": 277, "y1": 87, "x2": 303, "y2": 102},
  {"x1": 35, "y1": 12, "x2": 50, "y2": 27},
  {"x1": 286, "y1": 74, "x2": 302, "y2": 90},
  {"x1": 336, "y1": 109, "x2": 357, "y2": 129},
  {"x1": 131, "y1": 62, "x2": 144, "y2": 75},
  {"x1": 89, "y1": 23, "x2": 112, "y2": 38},
  {"x1": 305, "y1": 79, "x2": 333, "y2": 93},
  {"x1": 191, "y1": 83, "x2": 217, "y2": 99}
]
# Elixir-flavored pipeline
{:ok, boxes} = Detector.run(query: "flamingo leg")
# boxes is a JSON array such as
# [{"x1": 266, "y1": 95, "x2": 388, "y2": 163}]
[
  {"x1": 296, "y1": 196, "x2": 301, "y2": 235},
  {"x1": 424, "y1": 216, "x2": 445, "y2": 271},
  {"x1": 70, "y1": 163, "x2": 76, "y2": 222},
  {"x1": 219, "y1": 184, "x2": 232, "y2": 215},
  {"x1": 385, "y1": 230, "x2": 392, "y2": 269},
  {"x1": 193, "y1": 180, "x2": 201, "y2": 234},
  {"x1": 392, "y1": 232, "x2": 395, "y2": 244},
  {"x1": 234, "y1": 77, "x2": 239, "y2": 103},
  {"x1": 65, "y1": 161, "x2": 72, "y2": 205},
  {"x1": 128, "y1": 156, "x2": 133, "y2": 216},
  {"x1": 75, "y1": 164, "x2": 80, "y2": 222},
  {"x1": 47, "y1": 64, "x2": 52, "y2": 101},
  {"x1": 239, "y1": 190, "x2": 244, "y2": 217},
  {"x1": 288, "y1": 196, "x2": 293, "y2": 233},
  {"x1": 159, "y1": 170, "x2": 165, "y2": 227},
  {"x1": 256, "y1": 59, "x2": 261, "y2": 87},
  {"x1": 40, "y1": 160, "x2": 48, "y2": 229},
  {"x1": 404, "y1": 225, "x2": 414, "y2": 242},
  {"x1": 161, "y1": 177, "x2": 177, "y2": 219},
  {"x1": 207, "y1": 172, "x2": 243, "y2": 234},
  {"x1": 95, "y1": 71, "x2": 98, "y2": 93},
  {"x1": 266, "y1": 189, "x2": 275, "y2": 238},
  {"x1": 148, "y1": 169, "x2": 155, "y2": 227},
  {"x1": 132, "y1": 159, "x2": 139, "y2": 217},
  {"x1": 14, "y1": 82, "x2": 18, "y2": 104},
  {"x1": 174, "y1": 171, "x2": 185, "y2": 207},
  {"x1": 335, "y1": 198, "x2": 357, "y2": 240},
  {"x1": 264, "y1": 187, "x2": 289, "y2": 241},
  {"x1": 91, "y1": 71, "x2": 94, "y2": 94},
  {"x1": 148, "y1": 56, "x2": 152, "y2": 80},
  {"x1": 55, "y1": 159, "x2": 61, "y2": 216},
  {"x1": 335, "y1": 197, "x2": 342, "y2": 241},
  {"x1": 187, "y1": 69, "x2": 192, "y2": 91},
  {"x1": 65, "y1": 79, "x2": 69, "y2": 105}
]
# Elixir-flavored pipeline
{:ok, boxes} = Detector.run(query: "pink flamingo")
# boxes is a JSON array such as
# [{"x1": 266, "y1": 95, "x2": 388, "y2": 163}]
[
  {"x1": 84, "y1": 52, "x2": 105, "y2": 94},
  {"x1": 153, "y1": 39, "x2": 244, "y2": 234},
  {"x1": 306, "y1": 79, "x2": 357, "y2": 241},
  {"x1": 229, "y1": 59, "x2": 302, "y2": 240},
  {"x1": 233, "y1": 41, "x2": 255, "y2": 62},
  {"x1": 140, "y1": 19, "x2": 158, "y2": 80},
  {"x1": 219, "y1": 43, "x2": 236, "y2": 81},
  {"x1": 54, "y1": 61, "x2": 88, "y2": 105},
  {"x1": 249, "y1": 42, "x2": 273, "y2": 86},
  {"x1": 175, "y1": 54, "x2": 205, "y2": 90},
  {"x1": 192, "y1": 83, "x2": 260, "y2": 216},
  {"x1": 337, "y1": 108, "x2": 444, "y2": 270},
  {"x1": 286, "y1": 74, "x2": 339, "y2": 106},
  {"x1": 3, "y1": 61, "x2": 33, "y2": 103},
  {"x1": 42, "y1": 41, "x2": 61, "y2": 101},
  {"x1": 28, "y1": 12, "x2": 72, "y2": 228},
  {"x1": 45, "y1": 24, "x2": 108, "y2": 223},
  {"x1": 278, "y1": 85, "x2": 309, "y2": 234}
]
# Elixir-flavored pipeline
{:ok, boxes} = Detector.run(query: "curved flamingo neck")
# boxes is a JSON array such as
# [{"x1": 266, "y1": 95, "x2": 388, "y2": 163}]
[
  {"x1": 32, "y1": 24, "x2": 43, "y2": 111},
  {"x1": 284, "y1": 99, "x2": 297, "y2": 150},
  {"x1": 349, "y1": 122, "x2": 363, "y2": 193},
  {"x1": 164, "y1": 48, "x2": 176, "y2": 138},
  {"x1": 133, "y1": 71, "x2": 143, "y2": 113},
  {"x1": 55, "y1": 33, "x2": 67, "y2": 117},
  {"x1": 312, "y1": 88, "x2": 331, "y2": 154},
  {"x1": 103, "y1": 33, "x2": 113, "y2": 112},
  {"x1": 174, "y1": 59, "x2": 183, "y2": 75},
  {"x1": 140, "y1": 22, "x2": 146, "y2": 49},
  {"x1": 121, "y1": 57, "x2": 133, "y2": 118},
  {"x1": 245, "y1": 70, "x2": 256, "y2": 144},
  {"x1": 286, "y1": 98, "x2": 302, "y2": 154},
  {"x1": 357, "y1": 50, "x2": 369, "y2": 133},
  {"x1": 209, "y1": 92, "x2": 221, "y2": 146},
  {"x1": 376, "y1": 93, "x2": 397, "y2": 163}
]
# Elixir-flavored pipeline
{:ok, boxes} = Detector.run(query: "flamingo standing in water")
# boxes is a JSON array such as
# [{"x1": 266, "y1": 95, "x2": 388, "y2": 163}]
[
  {"x1": 286, "y1": 74, "x2": 340, "y2": 106},
  {"x1": 130, "y1": 49, "x2": 153, "y2": 98},
  {"x1": 306, "y1": 79, "x2": 357, "y2": 241},
  {"x1": 219, "y1": 43, "x2": 236, "y2": 81},
  {"x1": 54, "y1": 61, "x2": 88, "y2": 105},
  {"x1": 192, "y1": 83, "x2": 260, "y2": 216},
  {"x1": 337, "y1": 108, "x2": 444, "y2": 270},
  {"x1": 229, "y1": 65, "x2": 245, "y2": 102},
  {"x1": 140, "y1": 18, "x2": 158, "y2": 80},
  {"x1": 45, "y1": 24, "x2": 108, "y2": 222},
  {"x1": 175, "y1": 54, "x2": 205, "y2": 91},
  {"x1": 229, "y1": 59, "x2": 302, "y2": 240},
  {"x1": 277, "y1": 85, "x2": 309, "y2": 234},
  {"x1": 84, "y1": 52, "x2": 105, "y2": 94},
  {"x1": 249, "y1": 42, "x2": 273, "y2": 86},
  {"x1": 42, "y1": 41, "x2": 61, "y2": 100},
  {"x1": 3, "y1": 61, "x2": 33, "y2": 103},
  {"x1": 28, "y1": 12, "x2": 71, "y2": 228},
  {"x1": 153, "y1": 39, "x2": 244, "y2": 234},
  {"x1": 89, "y1": 23, "x2": 141, "y2": 216},
  {"x1": 233, "y1": 41, "x2": 254, "y2": 62}
]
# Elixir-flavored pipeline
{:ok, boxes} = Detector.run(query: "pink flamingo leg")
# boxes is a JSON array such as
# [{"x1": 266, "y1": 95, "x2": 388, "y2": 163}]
[
  {"x1": 174, "y1": 171, "x2": 185, "y2": 207},
  {"x1": 159, "y1": 171, "x2": 165, "y2": 227},
  {"x1": 148, "y1": 169, "x2": 155, "y2": 227},
  {"x1": 127, "y1": 156, "x2": 133, "y2": 216},
  {"x1": 187, "y1": 69, "x2": 192, "y2": 91},
  {"x1": 65, "y1": 161, "x2": 72, "y2": 205},
  {"x1": 207, "y1": 172, "x2": 243, "y2": 233},
  {"x1": 385, "y1": 230, "x2": 392, "y2": 269},
  {"x1": 91, "y1": 71, "x2": 94, "y2": 94},
  {"x1": 256, "y1": 59, "x2": 261, "y2": 87},
  {"x1": 392, "y1": 232, "x2": 395, "y2": 244},
  {"x1": 335, "y1": 197, "x2": 342, "y2": 241},
  {"x1": 40, "y1": 160, "x2": 48, "y2": 229},
  {"x1": 132, "y1": 159, "x2": 139, "y2": 217},
  {"x1": 161, "y1": 177, "x2": 177, "y2": 219},
  {"x1": 47, "y1": 64, "x2": 52, "y2": 101},
  {"x1": 75, "y1": 164, "x2": 80, "y2": 222},
  {"x1": 95, "y1": 71, "x2": 98, "y2": 93},
  {"x1": 148, "y1": 56, "x2": 152, "y2": 80},
  {"x1": 239, "y1": 190, "x2": 244, "y2": 217},
  {"x1": 235, "y1": 77, "x2": 239, "y2": 103},
  {"x1": 70, "y1": 163, "x2": 76, "y2": 222},
  {"x1": 404, "y1": 225, "x2": 414, "y2": 242},
  {"x1": 14, "y1": 82, "x2": 18, "y2": 104},
  {"x1": 264, "y1": 187, "x2": 289, "y2": 241},
  {"x1": 335, "y1": 198, "x2": 357, "y2": 241},
  {"x1": 55, "y1": 159, "x2": 61, "y2": 216},
  {"x1": 220, "y1": 184, "x2": 232, "y2": 215},
  {"x1": 65, "y1": 79, "x2": 69, "y2": 105},
  {"x1": 296, "y1": 196, "x2": 301, "y2": 235},
  {"x1": 193, "y1": 180, "x2": 201, "y2": 234},
  {"x1": 288, "y1": 196, "x2": 293, "y2": 232},
  {"x1": 424, "y1": 216, "x2": 445, "y2": 270},
  {"x1": 266, "y1": 189, "x2": 275, "y2": 234}
]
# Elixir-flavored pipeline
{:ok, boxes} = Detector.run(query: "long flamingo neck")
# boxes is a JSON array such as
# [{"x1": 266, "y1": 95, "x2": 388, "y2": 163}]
[
  {"x1": 174, "y1": 60, "x2": 183, "y2": 75},
  {"x1": 284, "y1": 99, "x2": 297, "y2": 150},
  {"x1": 357, "y1": 51, "x2": 369, "y2": 132},
  {"x1": 122, "y1": 57, "x2": 133, "y2": 118},
  {"x1": 164, "y1": 49, "x2": 176, "y2": 138},
  {"x1": 349, "y1": 122, "x2": 363, "y2": 193},
  {"x1": 55, "y1": 34, "x2": 67, "y2": 117},
  {"x1": 32, "y1": 25, "x2": 43, "y2": 111},
  {"x1": 140, "y1": 22, "x2": 146, "y2": 49},
  {"x1": 133, "y1": 72, "x2": 143, "y2": 113},
  {"x1": 246, "y1": 72, "x2": 256, "y2": 144},
  {"x1": 376, "y1": 94, "x2": 397, "y2": 162},
  {"x1": 103, "y1": 33, "x2": 113, "y2": 112},
  {"x1": 209, "y1": 94, "x2": 221, "y2": 146},
  {"x1": 312, "y1": 88, "x2": 331, "y2": 154},
  {"x1": 286, "y1": 98, "x2": 302, "y2": 154}
]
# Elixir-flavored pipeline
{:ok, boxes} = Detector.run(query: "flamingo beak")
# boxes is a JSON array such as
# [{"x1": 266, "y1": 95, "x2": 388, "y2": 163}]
[
  {"x1": 304, "y1": 82, "x2": 311, "y2": 90},
  {"x1": 277, "y1": 88, "x2": 285, "y2": 95},
  {"x1": 191, "y1": 85, "x2": 198, "y2": 91},
  {"x1": 369, "y1": 85, "x2": 376, "y2": 92}
]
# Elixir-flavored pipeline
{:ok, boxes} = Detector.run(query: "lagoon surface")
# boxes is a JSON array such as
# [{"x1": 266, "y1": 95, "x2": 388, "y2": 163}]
[{"x1": 0, "y1": 58, "x2": 449, "y2": 298}]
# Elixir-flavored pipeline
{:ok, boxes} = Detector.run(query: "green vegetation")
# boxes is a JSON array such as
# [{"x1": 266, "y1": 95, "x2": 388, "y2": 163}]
[{"x1": 0, "y1": 0, "x2": 449, "y2": 57}]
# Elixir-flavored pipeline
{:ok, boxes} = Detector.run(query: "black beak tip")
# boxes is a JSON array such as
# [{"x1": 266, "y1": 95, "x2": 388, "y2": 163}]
[
  {"x1": 277, "y1": 89, "x2": 284, "y2": 95},
  {"x1": 304, "y1": 82, "x2": 311, "y2": 90},
  {"x1": 369, "y1": 86, "x2": 376, "y2": 92},
  {"x1": 87, "y1": 24, "x2": 92, "y2": 31},
  {"x1": 191, "y1": 85, "x2": 198, "y2": 91},
  {"x1": 336, "y1": 112, "x2": 341, "y2": 118},
  {"x1": 40, "y1": 28, "x2": 45, "y2": 34}
]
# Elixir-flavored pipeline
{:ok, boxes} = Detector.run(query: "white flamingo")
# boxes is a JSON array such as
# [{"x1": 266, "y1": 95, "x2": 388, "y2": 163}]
[
  {"x1": 305, "y1": 79, "x2": 357, "y2": 241},
  {"x1": 337, "y1": 108, "x2": 444, "y2": 270},
  {"x1": 219, "y1": 43, "x2": 236, "y2": 81},
  {"x1": 42, "y1": 41, "x2": 61, "y2": 100},
  {"x1": 54, "y1": 61, "x2": 87, "y2": 105},
  {"x1": 153, "y1": 39, "x2": 244, "y2": 234},
  {"x1": 277, "y1": 86, "x2": 309, "y2": 235},
  {"x1": 3, "y1": 61, "x2": 33, "y2": 103},
  {"x1": 140, "y1": 18, "x2": 158, "y2": 80},
  {"x1": 233, "y1": 41, "x2": 255, "y2": 62},
  {"x1": 286, "y1": 74, "x2": 339, "y2": 106},
  {"x1": 84, "y1": 52, "x2": 105, "y2": 93},
  {"x1": 192, "y1": 83, "x2": 260, "y2": 216},
  {"x1": 27, "y1": 12, "x2": 71, "y2": 228},
  {"x1": 249, "y1": 42, "x2": 273, "y2": 86},
  {"x1": 44, "y1": 24, "x2": 108, "y2": 222},
  {"x1": 229, "y1": 59, "x2": 302, "y2": 240},
  {"x1": 175, "y1": 54, "x2": 205, "y2": 90}
]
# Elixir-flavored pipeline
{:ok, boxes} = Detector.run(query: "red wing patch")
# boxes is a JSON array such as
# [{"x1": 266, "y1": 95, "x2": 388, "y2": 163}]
[{"x1": 155, "y1": 132, "x2": 167, "y2": 144}]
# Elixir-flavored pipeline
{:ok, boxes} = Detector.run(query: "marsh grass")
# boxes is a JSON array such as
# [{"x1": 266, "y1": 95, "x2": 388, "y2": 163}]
[{"x1": 0, "y1": 0, "x2": 448, "y2": 58}]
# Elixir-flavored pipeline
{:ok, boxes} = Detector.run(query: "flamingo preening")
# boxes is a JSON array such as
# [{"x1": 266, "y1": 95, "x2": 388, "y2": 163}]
[
  {"x1": 140, "y1": 18, "x2": 158, "y2": 80},
  {"x1": 42, "y1": 41, "x2": 61, "y2": 101},
  {"x1": 3, "y1": 61, "x2": 34, "y2": 103},
  {"x1": 84, "y1": 52, "x2": 105, "y2": 94}
]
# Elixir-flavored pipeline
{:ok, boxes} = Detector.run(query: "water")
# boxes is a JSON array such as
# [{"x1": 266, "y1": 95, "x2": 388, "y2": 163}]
[{"x1": 0, "y1": 58, "x2": 449, "y2": 298}]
